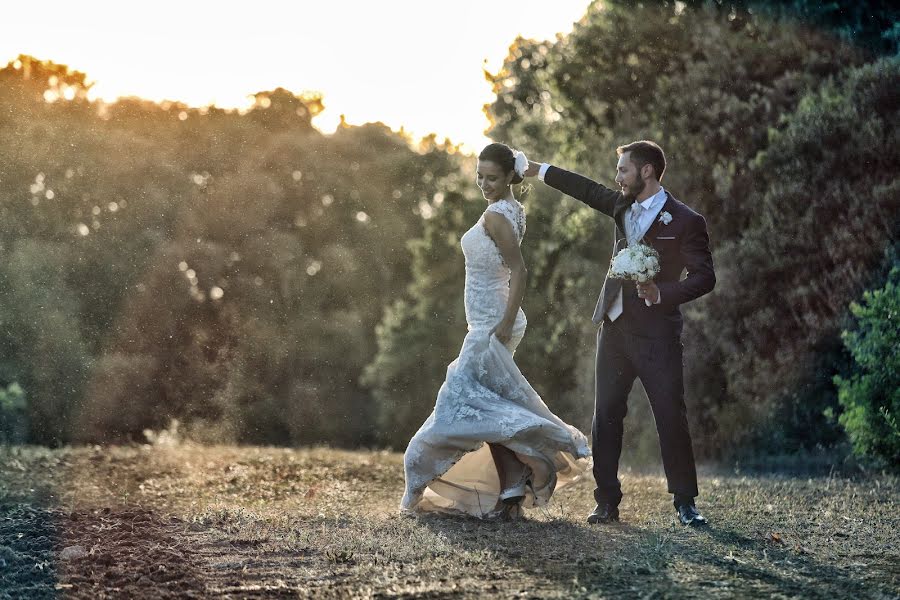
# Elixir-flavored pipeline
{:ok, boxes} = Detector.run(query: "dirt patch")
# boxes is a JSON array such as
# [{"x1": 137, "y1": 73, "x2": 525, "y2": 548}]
[
  {"x1": 1, "y1": 503, "x2": 206, "y2": 599},
  {"x1": 2, "y1": 446, "x2": 899, "y2": 598}
]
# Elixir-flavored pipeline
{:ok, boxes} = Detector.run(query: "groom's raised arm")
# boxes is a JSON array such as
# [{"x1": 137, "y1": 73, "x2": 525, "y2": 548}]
[{"x1": 528, "y1": 162, "x2": 621, "y2": 218}]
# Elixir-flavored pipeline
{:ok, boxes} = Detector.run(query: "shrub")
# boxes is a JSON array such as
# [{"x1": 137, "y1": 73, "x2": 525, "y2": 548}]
[{"x1": 834, "y1": 265, "x2": 900, "y2": 466}]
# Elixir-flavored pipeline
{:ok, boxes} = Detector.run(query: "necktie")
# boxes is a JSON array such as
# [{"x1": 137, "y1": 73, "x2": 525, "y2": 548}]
[
  {"x1": 628, "y1": 202, "x2": 643, "y2": 245},
  {"x1": 607, "y1": 284, "x2": 624, "y2": 320}
]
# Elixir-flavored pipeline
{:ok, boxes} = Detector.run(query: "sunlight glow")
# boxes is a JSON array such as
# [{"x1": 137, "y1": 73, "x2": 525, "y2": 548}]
[{"x1": 0, "y1": 0, "x2": 592, "y2": 152}]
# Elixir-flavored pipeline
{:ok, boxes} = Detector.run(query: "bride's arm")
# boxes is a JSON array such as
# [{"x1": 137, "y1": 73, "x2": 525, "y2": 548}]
[{"x1": 483, "y1": 211, "x2": 527, "y2": 344}]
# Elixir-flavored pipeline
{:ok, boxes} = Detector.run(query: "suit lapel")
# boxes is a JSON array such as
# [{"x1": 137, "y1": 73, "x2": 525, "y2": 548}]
[
  {"x1": 613, "y1": 196, "x2": 631, "y2": 240},
  {"x1": 640, "y1": 194, "x2": 674, "y2": 246}
]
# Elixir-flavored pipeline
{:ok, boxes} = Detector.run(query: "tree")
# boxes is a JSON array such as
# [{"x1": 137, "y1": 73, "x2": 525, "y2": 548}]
[
  {"x1": 482, "y1": 2, "x2": 875, "y2": 457},
  {"x1": 0, "y1": 56, "x2": 465, "y2": 446},
  {"x1": 703, "y1": 56, "x2": 900, "y2": 454}
]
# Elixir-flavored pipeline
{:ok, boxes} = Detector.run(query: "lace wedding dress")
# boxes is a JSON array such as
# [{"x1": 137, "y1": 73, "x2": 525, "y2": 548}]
[{"x1": 400, "y1": 198, "x2": 591, "y2": 517}]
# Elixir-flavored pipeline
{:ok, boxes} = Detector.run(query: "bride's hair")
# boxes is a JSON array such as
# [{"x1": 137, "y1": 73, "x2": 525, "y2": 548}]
[{"x1": 479, "y1": 142, "x2": 526, "y2": 185}]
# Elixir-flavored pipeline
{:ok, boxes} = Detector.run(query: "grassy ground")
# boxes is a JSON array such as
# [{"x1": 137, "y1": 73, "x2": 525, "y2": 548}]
[{"x1": 1, "y1": 444, "x2": 897, "y2": 599}]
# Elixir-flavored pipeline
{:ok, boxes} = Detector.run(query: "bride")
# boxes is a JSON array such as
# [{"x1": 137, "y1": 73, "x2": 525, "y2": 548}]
[{"x1": 400, "y1": 143, "x2": 591, "y2": 519}]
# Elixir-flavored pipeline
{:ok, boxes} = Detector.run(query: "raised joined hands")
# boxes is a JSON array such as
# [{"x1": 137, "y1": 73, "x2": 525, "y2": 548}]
[{"x1": 524, "y1": 160, "x2": 542, "y2": 178}]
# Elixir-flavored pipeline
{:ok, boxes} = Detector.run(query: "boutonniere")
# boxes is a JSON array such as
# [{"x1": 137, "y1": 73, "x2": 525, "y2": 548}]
[{"x1": 658, "y1": 211, "x2": 673, "y2": 225}]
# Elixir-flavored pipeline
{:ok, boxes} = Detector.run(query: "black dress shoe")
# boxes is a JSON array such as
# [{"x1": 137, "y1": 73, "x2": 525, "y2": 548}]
[
  {"x1": 587, "y1": 504, "x2": 620, "y2": 524},
  {"x1": 676, "y1": 502, "x2": 708, "y2": 527}
]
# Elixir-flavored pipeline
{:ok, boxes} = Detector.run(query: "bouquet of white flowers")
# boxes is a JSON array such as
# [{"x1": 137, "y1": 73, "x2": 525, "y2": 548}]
[{"x1": 608, "y1": 243, "x2": 660, "y2": 283}]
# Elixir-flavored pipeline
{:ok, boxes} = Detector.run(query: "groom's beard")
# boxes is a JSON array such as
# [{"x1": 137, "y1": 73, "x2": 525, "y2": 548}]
[{"x1": 622, "y1": 177, "x2": 646, "y2": 202}]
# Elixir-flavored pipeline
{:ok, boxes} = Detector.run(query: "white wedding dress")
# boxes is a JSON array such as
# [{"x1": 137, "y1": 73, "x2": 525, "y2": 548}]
[{"x1": 400, "y1": 197, "x2": 591, "y2": 517}]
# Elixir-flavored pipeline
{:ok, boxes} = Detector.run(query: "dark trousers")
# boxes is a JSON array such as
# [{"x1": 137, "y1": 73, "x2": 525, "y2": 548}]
[{"x1": 592, "y1": 317, "x2": 699, "y2": 507}]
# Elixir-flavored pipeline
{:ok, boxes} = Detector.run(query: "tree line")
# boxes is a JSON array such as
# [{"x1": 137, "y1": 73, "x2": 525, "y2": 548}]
[{"x1": 1, "y1": 0, "x2": 897, "y2": 466}]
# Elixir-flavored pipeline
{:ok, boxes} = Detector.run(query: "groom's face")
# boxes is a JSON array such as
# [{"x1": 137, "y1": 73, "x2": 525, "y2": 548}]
[{"x1": 615, "y1": 152, "x2": 646, "y2": 201}]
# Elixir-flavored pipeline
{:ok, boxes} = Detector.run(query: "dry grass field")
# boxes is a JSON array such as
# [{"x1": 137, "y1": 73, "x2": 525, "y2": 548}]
[{"x1": 1, "y1": 444, "x2": 898, "y2": 599}]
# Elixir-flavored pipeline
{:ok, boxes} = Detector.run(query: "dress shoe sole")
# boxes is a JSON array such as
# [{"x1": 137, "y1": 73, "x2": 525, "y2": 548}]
[{"x1": 586, "y1": 513, "x2": 619, "y2": 524}]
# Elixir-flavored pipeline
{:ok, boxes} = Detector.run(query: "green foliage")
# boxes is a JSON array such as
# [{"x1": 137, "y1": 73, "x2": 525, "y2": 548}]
[
  {"x1": 0, "y1": 55, "x2": 460, "y2": 446},
  {"x1": 656, "y1": 1, "x2": 900, "y2": 56},
  {"x1": 0, "y1": 241, "x2": 92, "y2": 445},
  {"x1": 489, "y1": 2, "x2": 864, "y2": 240},
  {"x1": 481, "y1": 2, "x2": 891, "y2": 458},
  {"x1": 834, "y1": 265, "x2": 900, "y2": 465},
  {"x1": 361, "y1": 168, "x2": 482, "y2": 446},
  {"x1": 0, "y1": 382, "x2": 27, "y2": 444},
  {"x1": 2, "y1": 0, "x2": 898, "y2": 458},
  {"x1": 744, "y1": 0, "x2": 899, "y2": 56},
  {"x1": 706, "y1": 56, "x2": 900, "y2": 455}
]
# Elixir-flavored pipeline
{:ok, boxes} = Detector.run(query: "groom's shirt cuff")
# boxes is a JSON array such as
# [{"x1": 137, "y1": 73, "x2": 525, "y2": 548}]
[{"x1": 537, "y1": 163, "x2": 551, "y2": 181}]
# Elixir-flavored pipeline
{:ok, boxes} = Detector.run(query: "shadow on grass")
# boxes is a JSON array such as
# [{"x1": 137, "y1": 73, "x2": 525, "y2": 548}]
[
  {"x1": 414, "y1": 514, "x2": 695, "y2": 597},
  {"x1": 414, "y1": 511, "x2": 894, "y2": 599},
  {"x1": 686, "y1": 525, "x2": 898, "y2": 599},
  {"x1": 0, "y1": 503, "x2": 60, "y2": 600}
]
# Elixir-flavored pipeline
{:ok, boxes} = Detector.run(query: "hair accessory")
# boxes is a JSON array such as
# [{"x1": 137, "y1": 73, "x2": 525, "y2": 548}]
[{"x1": 513, "y1": 150, "x2": 528, "y2": 179}]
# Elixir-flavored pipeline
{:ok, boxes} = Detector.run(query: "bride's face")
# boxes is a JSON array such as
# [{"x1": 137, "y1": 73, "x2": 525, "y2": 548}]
[{"x1": 476, "y1": 160, "x2": 513, "y2": 202}]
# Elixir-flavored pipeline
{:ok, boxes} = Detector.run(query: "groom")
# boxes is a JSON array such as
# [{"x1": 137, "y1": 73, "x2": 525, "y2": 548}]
[{"x1": 525, "y1": 141, "x2": 715, "y2": 526}]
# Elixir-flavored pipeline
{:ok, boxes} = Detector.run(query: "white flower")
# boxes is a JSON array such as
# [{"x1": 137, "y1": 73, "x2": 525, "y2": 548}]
[
  {"x1": 513, "y1": 150, "x2": 528, "y2": 179},
  {"x1": 609, "y1": 243, "x2": 660, "y2": 282},
  {"x1": 658, "y1": 211, "x2": 673, "y2": 225}
]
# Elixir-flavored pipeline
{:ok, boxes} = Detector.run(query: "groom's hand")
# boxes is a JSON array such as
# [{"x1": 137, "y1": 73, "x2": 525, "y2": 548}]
[
  {"x1": 636, "y1": 281, "x2": 660, "y2": 304},
  {"x1": 524, "y1": 160, "x2": 542, "y2": 178}
]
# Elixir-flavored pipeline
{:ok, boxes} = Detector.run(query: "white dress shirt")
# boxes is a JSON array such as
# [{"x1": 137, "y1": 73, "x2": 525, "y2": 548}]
[{"x1": 627, "y1": 186, "x2": 667, "y2": 245}]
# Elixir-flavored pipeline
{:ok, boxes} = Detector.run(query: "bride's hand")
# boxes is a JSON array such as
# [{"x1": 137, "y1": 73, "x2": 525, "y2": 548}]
[{"x1": 490, "y1": 319, "x2": 514, "y2": 344}]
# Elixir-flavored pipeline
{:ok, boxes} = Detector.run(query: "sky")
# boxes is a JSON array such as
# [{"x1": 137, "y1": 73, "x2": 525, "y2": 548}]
[{"x1": 1, "y1": 0, "x2": 593, "y2": 152}]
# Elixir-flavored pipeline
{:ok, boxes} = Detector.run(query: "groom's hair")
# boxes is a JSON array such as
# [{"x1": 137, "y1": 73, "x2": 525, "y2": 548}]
[{"x1": 616, "y1": 140, "x2": 666, "y2": 181}]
